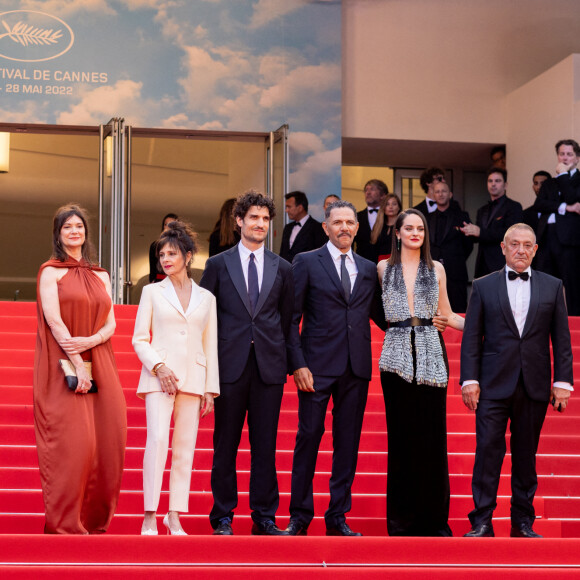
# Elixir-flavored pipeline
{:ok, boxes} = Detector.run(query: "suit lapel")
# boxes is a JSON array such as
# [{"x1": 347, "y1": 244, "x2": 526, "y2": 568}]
[
  {"x1": 498, "y1": 268, "x2": 520, "y2": 336},
  {"x1": 521, "y1": 270, "x2": 540, "y2": 338},
  {"x1": 319, "y1": 246, "x2": 347, "y2": 302},
  {"x1": 254, "y1": 250, "x2": 277, "y2": 316},
  {"x1": 224, "y1": 247, "x2": 252, "y2": 316},
  {"x1": 159, "y1": 278, "x2": 186, "y2": 318}
]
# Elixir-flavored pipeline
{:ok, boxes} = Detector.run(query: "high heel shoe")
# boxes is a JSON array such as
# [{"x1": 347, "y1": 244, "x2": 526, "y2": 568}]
[
  {"x1": 163, "y1": 513, "x2": 187, "y2": 536},
  {"x1": 141, "y1": 527, "x2": 158, "y2": 536}
]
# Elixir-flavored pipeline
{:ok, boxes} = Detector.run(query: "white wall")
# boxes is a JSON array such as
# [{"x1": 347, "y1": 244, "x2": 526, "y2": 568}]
[{"x1": 506, "y1": 54, "x2": 580, "y2": 207}]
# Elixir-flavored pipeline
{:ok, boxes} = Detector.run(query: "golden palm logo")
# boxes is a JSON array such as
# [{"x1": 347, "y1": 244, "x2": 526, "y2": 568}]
[
  {"x1": 1, "y1": 20, "x2": 64, "y2": 47},
  {"x1": 0, "y1": 10, "x2": 74, "y2": 62}
]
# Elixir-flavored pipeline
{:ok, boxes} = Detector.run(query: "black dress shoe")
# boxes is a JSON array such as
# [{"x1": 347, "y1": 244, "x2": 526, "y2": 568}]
[
  {"x1": 510, "y1": 523, "x2": 542, "y2": 538},
  {"x1": 213, "y1": 517, "x2": 233, "y2": 535},
  {"x1": 285, "y1": 519, "x2": 308, "y2": 536},
  {"x1": 251, "y1": 519, "x2": 289, "y2": 536},
  {"x1": 326, "y1": 522, "x2": 362, "y2": 536},
  {"x1": 464, "y1": 523, "x2": 494, "y2": 537}
]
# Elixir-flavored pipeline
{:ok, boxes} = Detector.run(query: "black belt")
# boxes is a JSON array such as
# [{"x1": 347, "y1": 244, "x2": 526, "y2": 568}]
[{"x1": 389, "y1": 316, "x2": 433, "y2": 328}]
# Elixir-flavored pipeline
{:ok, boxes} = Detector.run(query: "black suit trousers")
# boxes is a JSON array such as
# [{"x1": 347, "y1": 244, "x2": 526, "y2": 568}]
[
  {"x1": 289, "y1": 366, "x2": 368, "y2": 528},
  {"x1": 470, "y1": 377, "x2": 548, "y2": 527},
  {"x1": 210, "y1": 346, "x2": 284, "y2": 527}
]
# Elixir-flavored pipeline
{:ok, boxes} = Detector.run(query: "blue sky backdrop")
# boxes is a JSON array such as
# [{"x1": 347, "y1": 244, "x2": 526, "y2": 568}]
[{"x1": 0, "y1": 0, "x2": 341, "y2": 215}]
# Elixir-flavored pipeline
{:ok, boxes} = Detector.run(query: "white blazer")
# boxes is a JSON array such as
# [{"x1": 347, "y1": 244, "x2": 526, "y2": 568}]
[{"x1": 132, "y1": 277, "x2": 220, "y2": 399}]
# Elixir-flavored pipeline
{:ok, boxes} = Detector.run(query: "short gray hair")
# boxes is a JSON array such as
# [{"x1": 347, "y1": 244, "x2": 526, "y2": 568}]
[
  {"x1": 503, "y1": 223, "x2": 536, "y2": 244},
  {"x1": 324, "y1": 200, "x2": 358, "y2": 221}
]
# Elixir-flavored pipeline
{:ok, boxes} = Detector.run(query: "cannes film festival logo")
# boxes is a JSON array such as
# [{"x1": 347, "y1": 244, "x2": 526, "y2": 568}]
[{"x1": 0, "y1": 10, "x2": 74, "y2": 62}]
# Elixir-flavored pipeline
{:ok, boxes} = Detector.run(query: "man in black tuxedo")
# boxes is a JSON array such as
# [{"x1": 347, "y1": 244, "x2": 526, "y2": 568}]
[
  {"x1": 200, "y1": 190, "x2": 294, "y2": 536},
  {"x1": 460, "y1": 167, "x2": 523, "y2": 278},
  {"x1": 522, "y1": 171, "x2": 551, "y2": 234},
  {"x1": 285, "y1": 200, "x2": 386, "y2": 537},
  {"x1": 429, "y1": 181, "x2": 473, "y2": 312},
  {"x1": 354, "y1": 178, "x2": 388, "y2": 262},
  {"x1": 461, "y1": 223, "x2": 573, "y2": 538},
  {"x1": 279, "y1": 191, "x2": 326, "y2": 263},
  {"x1": 533, "y1": 139, "x2": 580, "y2": 316},
  {"x1": 414, "y1": 166, "x2": 453, "y2": 217}
]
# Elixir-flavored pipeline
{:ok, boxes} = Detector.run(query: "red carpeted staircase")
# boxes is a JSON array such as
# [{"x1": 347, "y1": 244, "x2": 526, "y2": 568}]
[{"x1": 1, "y1": 300, "x2": 580, "y2": 577}]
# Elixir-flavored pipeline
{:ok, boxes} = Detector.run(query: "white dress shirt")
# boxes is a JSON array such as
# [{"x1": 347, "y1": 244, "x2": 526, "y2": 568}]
[
  {"x1": 425, "y1": 197, "x2": 438, "y2": 213},
  {"x1": 289, "y1": 214, "x2": 309, "y2": 248},
  {"x1": 238, "y1": 241, "x2": 264, "y2": 291},
  {"x1": 326, "y1": 241, "x2": 358, "y2": 290},
  {"x1": 367, "y1": 207, "x2": 380, "y2": 229}
]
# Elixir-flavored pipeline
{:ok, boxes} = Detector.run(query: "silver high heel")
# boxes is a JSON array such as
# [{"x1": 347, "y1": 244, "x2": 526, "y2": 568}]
[
  {"x1": 163, "y1": 513, "x2": 187, "y2": 536},
  {"x1": 141, "y1": 527, "x2": 158, "y2": 536}
]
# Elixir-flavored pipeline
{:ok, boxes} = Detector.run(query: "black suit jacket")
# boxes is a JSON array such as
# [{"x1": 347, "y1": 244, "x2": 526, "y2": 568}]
[
  {"x1": 428, "y1": 206, "x2": 473, "y2": 283},
  {"x1": 414, "y1": 197, "x2": 461, "y2": 218},
  {"x1": 474, "y1": 195, "x2": 523, "y2": 277},
  {"x1": 460, "y1": 268, "x2": 573, "y2": 401},
  {"x1": 287, "y1": 245, "x2": 385, "y2": 380},
  {"x1": 279, "y1": 216, "x2": 326, "y2": 263},
  {"x1": 534, "y1": 173, "x2": 580, "y2": 247},
  {"x1": 354, "y1": 209, "x2": 379, "y2": 262},
  {"x1": 200, "y1": 245, "x2": 294, "y2": 385}
]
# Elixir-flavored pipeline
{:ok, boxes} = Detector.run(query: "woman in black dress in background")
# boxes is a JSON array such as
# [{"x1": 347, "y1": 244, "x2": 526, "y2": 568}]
[
  {"x1": 370, "y1": 193, "x2": 402, "y2": 262},
  {"x1": 208, "y1": 198, "x2": 240, "y2": 256}
]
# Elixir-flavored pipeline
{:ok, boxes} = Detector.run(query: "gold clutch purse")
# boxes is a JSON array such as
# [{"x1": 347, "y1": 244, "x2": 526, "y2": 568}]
[{"x1": 59, "y1": 359, "x2": 98, "y2": 393}]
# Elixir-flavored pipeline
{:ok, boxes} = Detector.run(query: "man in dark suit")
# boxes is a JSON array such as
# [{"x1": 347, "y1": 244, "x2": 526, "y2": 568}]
[
  {"x1": 461, "y1": 223, "x2": 573, "y2": 538},
  {"x1": 460, "y1": 167, "x2": 523, "y2": 278},
  {"x1": 285, "y1": 200, "x2": 386, "y2": 537},
  {"x1": 354, "y1": 178, "x2": 388, "y2": 262},
  {"x1": 429, "y1": 181, "x2": 473, "y2": 312},
  {"x1": 414, "y1": 166, "x2": 450, "y2": 217},
  {"x1": 533, "y1": 139, "x2": 580, "y2": 316},
  {"x1": 522, "y1": 170, "x2": 551, "y2": 234},
  {"x1": 279, "y1": 191, "x2": 326, "y2": 263},
  {"x1": 200, "y1": 190, "x2": 294, "y2": 536}
]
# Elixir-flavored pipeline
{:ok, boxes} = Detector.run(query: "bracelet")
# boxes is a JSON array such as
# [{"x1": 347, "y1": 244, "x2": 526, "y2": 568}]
[{"x1": 152, "y1": 362, "x2": 165, "y2": 376}]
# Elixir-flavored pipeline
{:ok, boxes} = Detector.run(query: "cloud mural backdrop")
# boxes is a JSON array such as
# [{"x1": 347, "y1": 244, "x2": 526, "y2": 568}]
[{"x1": 0, "y1": 0, "x2": 341, "y2": 217}]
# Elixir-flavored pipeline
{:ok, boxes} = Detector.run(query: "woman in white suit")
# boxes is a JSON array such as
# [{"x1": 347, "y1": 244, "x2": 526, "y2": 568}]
[{"x1": 133, "y1": 221, "x2": 219, "y2": 535}]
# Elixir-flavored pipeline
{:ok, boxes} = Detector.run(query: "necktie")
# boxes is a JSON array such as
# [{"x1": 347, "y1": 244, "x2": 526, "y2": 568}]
[
  {"x1": 508, "y1": 271, "x2": 529, "y2": 281},
  {"x1": 248, "y1": 253, "x2": 259, "y2": 314},
  {"x1": 340, "y1": 254, "x2": 351, "y2": 300}
]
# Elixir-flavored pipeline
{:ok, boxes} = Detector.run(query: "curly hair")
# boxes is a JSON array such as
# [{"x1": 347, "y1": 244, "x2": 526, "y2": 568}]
[{"x1": 233, "y1": 189, "x2": 276, "y2": 221}]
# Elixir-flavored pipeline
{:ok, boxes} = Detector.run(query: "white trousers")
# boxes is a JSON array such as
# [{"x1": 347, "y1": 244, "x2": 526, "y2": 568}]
[{"x1": 143, "y1": 391, "x2": 201, "y2": 513}]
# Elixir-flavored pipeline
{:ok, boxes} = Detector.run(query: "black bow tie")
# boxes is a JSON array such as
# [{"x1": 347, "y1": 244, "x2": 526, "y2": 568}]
[
  {"x1": 368, "y1": 208, "x2": 378, "y2": 214},
  {"x1": 508, "y1": 271, "x2": 529, "y2": 281},
  {"x1": 291, "y1": 221, "x2": 302, "y2": 227},
  {"x1": 428, "y1": 199, "x2": 437, "y2": 207}
]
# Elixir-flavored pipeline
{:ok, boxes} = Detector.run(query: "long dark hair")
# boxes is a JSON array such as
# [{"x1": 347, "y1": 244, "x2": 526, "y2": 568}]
[
  {"x1": 210, "y1": 198, "x2": 237, "y2": 246},
  {"x1": 52, "y1": 204, "x2": 96, "y2": 264},
  {"x1": 388, "y1": 208, "x2": 434, "y2": 269},
  {"x1": 370, "y1": 193, "x2": 402, "y2": 244}
]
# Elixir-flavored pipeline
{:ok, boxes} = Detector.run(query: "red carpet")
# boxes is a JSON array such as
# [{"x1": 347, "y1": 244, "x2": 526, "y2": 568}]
[{"x1": 1, "y1": 300, "x2": 580, "y2": 576}]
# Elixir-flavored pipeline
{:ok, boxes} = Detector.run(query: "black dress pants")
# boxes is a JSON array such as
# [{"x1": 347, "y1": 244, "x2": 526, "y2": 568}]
[
  {"x1": 469, "y1": 377, "x2": 548, "y2": 527},
  {"x1": 289, "y1": 365, "x2": 368, "y2": 528},
  {"x1": 209, "y1": 346, "x2": 283, "y2": 528}
]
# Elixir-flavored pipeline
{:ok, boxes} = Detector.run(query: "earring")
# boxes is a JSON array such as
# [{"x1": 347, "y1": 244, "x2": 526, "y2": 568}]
[{"x1": 397, "y1": 237, "x2": 401, "y2": 251}]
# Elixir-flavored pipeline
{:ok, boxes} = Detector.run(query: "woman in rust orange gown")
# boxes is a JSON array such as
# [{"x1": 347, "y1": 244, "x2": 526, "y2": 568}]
[{"x1": 34, "y1": 204, "x2": 127, "y2": 534}]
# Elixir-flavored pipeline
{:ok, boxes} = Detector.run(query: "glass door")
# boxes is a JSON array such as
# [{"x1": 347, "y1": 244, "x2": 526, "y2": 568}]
[
  {"x1": 98, "y1": 118, "x2": 131, "y2": 304},
  {"x1": 267, "y1": 124, "x2": 288, "y2": 254}
]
